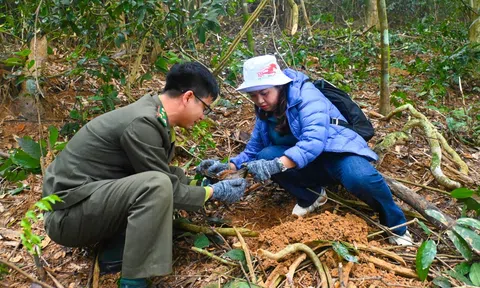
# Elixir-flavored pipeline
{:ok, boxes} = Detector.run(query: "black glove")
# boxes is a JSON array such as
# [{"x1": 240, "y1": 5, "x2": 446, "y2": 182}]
[
  {"x1": 210, "y1": 178, "x2": 247, "y2": 203},
  {"x1": 246, "y1": 158, "x2": 283, "y2": 182},
  {"x1": 196, "y1": 159, "x2": 230, "y2": 176}
]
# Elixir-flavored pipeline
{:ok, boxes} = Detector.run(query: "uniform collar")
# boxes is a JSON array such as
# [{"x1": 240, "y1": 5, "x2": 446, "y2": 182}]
[{"x1": 153, "y1": 94, "x2": 170, "y2": 128}]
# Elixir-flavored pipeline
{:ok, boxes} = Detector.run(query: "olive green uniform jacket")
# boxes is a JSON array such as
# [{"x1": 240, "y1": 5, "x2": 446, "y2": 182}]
[{"x1": 43, "y1": 93, "x2": 206, "y2": 278}]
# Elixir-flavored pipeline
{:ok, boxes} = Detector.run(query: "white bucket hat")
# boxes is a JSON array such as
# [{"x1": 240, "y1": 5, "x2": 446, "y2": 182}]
[{"x1": 236, "y1": 55, "x2": 292, "y2": 93}]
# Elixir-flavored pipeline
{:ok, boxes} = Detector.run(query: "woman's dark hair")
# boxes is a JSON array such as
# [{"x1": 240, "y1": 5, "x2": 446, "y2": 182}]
[{"x1": 257, "y1": 84, "x2": 291, "y2": 135}]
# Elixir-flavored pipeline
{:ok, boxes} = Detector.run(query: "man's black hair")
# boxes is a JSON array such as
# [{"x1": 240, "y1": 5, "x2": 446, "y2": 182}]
[{"x1": 163, "y1": 62, "x2": 219, "y2": 101}]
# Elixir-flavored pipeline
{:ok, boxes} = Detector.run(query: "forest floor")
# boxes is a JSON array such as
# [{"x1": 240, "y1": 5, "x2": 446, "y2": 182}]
[{"x1": 0, "y1": 44, "x2": 479, "y2": 288}]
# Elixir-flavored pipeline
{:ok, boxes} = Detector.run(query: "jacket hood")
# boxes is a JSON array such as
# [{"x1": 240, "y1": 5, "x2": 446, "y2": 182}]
[{"x1": 283, "y1": 68, "x2": 310, "y2": 106}]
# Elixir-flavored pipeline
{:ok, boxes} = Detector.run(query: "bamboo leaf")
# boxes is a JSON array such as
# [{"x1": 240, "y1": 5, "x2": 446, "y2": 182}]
[
  {"x1": 223, "y1": 249, "x2": 245, "y2": 261},
  {"x1": 16, "y1": 136, "x2": 41, "y2": 160},
  {"x1": 432, "y1": 276, "x2": 451, "y2": 288},
  {"x1": 452, "y1": 225, "x2": 480, "y2": 255},
  {"x1": 451, "y1": 187, "x2": 474, "y2": 199},
  {"x1": 425, "y1": 209, "x2": 449, "y2": 226},
  {"x1": 470, "y1": 262, "x2": 480, "y2": 286},
  {"x1": 446, "y1": 230, "x2": 472, "y2": 261},
  {"x1": 48, "y1": 126, "x2": 59, "y2": 149},
  {"x1": 456, "y1": 218, "x2": 480, "y2": 230},
  {"x1": 417, "y1": 219, "x2": 432, "y2": 236},
  {"x1": 194, "y1": 233, "x2": 210, "y2": 249},
  {"x1": 416, "y1": 240, "x2": 437, "y2": 281},
  {"x1": 332, "y1": 242, "x2": 358, "y2": 263}
]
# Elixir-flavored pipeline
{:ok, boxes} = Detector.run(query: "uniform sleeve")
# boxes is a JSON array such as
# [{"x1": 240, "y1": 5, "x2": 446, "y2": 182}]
[
  {"x1": 119, "y1": 117, "x2": 206, "y2": 211},
  {"x1": 230, "y1": 118, "x2": 265, "y2": 169},
  {"x1": 284, "y1": 85, "x2": 330, "y2": 169}
]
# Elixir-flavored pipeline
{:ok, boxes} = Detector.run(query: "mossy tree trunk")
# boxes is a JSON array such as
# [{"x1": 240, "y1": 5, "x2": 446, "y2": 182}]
[
  {"x1": 242, "y1": 0, "x2": 255, "y2": 53},
  {"x1": 470, "y1": 0, "x2": 480, "y2": 42},
  {"x1": 377, "y1": 0, "x2": 391, "y2": 115}
]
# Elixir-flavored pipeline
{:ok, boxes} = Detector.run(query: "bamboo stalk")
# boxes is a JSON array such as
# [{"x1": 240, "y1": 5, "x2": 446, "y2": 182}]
[
  {"x1": 174, "y1": 220, "x2": 259, "y2": 237},
  {"x1": 191, "y1": 247, "x2": 239, "y2": 266},
  {"x1": 234, "y1": 227, "x2": 256, "y2": 284}
]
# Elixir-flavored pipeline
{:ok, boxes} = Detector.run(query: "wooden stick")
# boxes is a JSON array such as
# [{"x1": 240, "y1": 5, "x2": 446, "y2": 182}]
[
  {"x1": 191, "y1": 247, "x2": 238, "y2": 267},
  {"x1": 0, "y1": 257, "x2": 55, "y2": 288},
  {"x1": 367, "y1": 219, "x2": 417, "y2": 239},
  {"x1": 362, "y1": 255, "x2": 418, "y2": 279},
  {"x1": 173, "y1": 220, "x2": 259, "y2": 237},
  {"x1": 391, "y1": 177, "x2": 449, "y2": 195},
  {"x1": 354, "y1": 244, "x2": 406, "y2": 266},
  {"x1": 93, "y1": 253, "x2": 100, "y2": 288},
  {"x1": 383, "y1": 176, "x2": 455, "y2": 230},
  {"x1": 46, "y1": 270, "x2": 65, "y2": 288},
  {"x1": 234, "y1": 227, "x2": 256, "y2": 284}
]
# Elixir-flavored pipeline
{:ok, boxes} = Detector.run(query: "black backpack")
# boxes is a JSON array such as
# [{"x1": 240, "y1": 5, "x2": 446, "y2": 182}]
[{"x1": 313, "y1": 79, "x2": 375, "y2": 142}]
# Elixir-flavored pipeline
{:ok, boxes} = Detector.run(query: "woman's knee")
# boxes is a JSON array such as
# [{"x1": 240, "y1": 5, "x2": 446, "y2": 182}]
[{"x1": 256, "y1": 146, "x2": 289, "y2": 160}]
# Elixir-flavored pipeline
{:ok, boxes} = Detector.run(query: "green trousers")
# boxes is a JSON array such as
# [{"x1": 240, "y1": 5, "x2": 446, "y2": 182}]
[{"x1": 44, "y1": 171, "x2": 174, "y2": 279}]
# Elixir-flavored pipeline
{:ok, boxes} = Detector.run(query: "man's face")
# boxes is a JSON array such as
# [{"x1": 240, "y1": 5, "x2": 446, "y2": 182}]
[{"x1": 178, "y1": 91, "x2": 213, "y2": 128}]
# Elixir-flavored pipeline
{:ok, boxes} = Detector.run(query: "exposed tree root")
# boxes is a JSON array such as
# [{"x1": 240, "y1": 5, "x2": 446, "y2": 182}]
[
  {"x1": 285, "y1": 253, "x2": 307, "y2": 288},
  {"x1": 258, "y1": 243, "x2": 331, "y2": 288},
  {"x1": 335, "y1": 261, "x2": 354, "y2": 288},
  {"x1": 376, "y1": 104, "x2": 469, "y2": 189},
  {"x1": 264, "y1": 265, "x2": 285, "y2": 288}
]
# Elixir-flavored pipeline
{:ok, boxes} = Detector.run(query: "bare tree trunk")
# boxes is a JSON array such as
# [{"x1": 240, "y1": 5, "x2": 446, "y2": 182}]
[
  {"x1": 377, "y1": 0, "x2": 391, "y2": 115},
  {"x1": 365, "y1": 0, "x2": 379, "y2": 30},
  {"x1": 284, "y1": 0, "x2": 299, "y2": 36},
  {"x1": 242, "y1": 0, "x2": 255, "y2": 53},
  {"x1": 11, "y1": 35, "x2": 47, "y2": 120},
  {"x1": 299, "y1": 0, "x2": 313, "y2": 37}
]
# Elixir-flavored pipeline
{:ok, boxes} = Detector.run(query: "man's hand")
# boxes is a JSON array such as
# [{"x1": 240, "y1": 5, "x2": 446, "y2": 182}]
[
  {"x1": 211, "y1": 178, "x2": 247, "y2": 203},
  {"x1": 196, "y1": 159, "x2": 230, "y2": 176},
  {"x1": 246, "y1": 158, "x2": 283, "y2": 182}
]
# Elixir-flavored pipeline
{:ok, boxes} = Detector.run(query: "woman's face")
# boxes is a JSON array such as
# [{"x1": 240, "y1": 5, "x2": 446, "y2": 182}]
[{"x1": 248, "y1": 87, "x2": 280, "y2": 112}]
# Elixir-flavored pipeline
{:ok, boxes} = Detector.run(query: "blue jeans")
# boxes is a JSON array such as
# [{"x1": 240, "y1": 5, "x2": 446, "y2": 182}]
[{"x1": 256, "y1": 146, "x2": 407, "y2": 235}]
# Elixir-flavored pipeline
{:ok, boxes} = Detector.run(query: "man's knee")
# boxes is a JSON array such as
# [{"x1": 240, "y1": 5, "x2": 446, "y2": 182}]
[{"x1": 135, "y1": 171, "x2": 173, "y2": 203}]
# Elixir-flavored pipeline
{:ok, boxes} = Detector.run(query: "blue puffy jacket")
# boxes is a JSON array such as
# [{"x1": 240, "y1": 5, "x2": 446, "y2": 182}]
[{"x1": 230, "y1": 69, "x2": 378, "y2": 169}]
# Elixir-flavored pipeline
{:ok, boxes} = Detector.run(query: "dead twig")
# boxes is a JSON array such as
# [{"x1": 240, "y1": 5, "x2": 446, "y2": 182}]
[
  {"x1": 391, "y1": 178, "x2": 450, "y2": 195},
  {"x1": 0, "y1": 150, "x2": 9, "y2": 158},
  {"x1": 45, "y1": 269, "x2": 65, "y2": 288},
  {"x1": 0, "y1": 257, "x2": 55, "y2": 288},
  {"x1": 367, "y1": 219, "x2": 417, "y2": 240},
  {"x1": 234, "y1": 227, "x2": 256, "y2": 284},
  {"x1": 362, "y1": 254, "x2": 418, "y2": 279}
]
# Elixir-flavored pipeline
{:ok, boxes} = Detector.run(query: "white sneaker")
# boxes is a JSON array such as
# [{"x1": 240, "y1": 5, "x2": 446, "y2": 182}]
[
  {"x1": 388, "y1": 230, "x2": 414, "y2": 246},
  {"x1": 292, "y1": 188, "x2": 328, "y2": 217}
]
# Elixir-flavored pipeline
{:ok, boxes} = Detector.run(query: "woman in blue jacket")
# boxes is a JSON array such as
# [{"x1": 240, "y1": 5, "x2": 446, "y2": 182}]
[{"x1": 199, "y1": 55, "x2": 412, "y2": 245}]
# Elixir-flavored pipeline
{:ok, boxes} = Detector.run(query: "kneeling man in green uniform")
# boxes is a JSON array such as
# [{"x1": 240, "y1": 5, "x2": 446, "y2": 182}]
[{"x1": 43, "y1": 62, "x2": 246, "y2": 288}]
